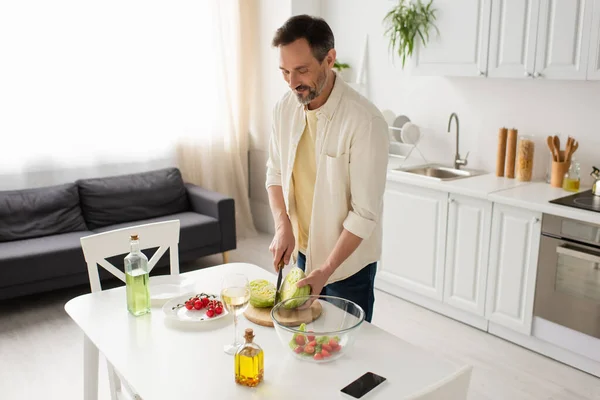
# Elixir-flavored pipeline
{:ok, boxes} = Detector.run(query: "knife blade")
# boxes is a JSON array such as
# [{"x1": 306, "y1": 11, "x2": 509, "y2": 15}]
[{"x1": 275, "y1": 259, "x2": 284, "y2": 304}]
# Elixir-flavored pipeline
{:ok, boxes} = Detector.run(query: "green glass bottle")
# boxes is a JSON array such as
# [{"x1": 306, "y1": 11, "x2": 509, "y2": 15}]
[{"x1": 125, "y1": 234, "x2": 151, "y2": 316}]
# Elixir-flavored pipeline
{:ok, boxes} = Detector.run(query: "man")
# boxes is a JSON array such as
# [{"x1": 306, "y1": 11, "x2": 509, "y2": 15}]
[{"x1": 265, "y1": 15, "x2": 389, "y2": 322}]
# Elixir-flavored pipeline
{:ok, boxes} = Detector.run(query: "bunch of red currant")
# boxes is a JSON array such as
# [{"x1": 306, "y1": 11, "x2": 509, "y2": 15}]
[{"x1": 174, "y1": 293, "x2": 224, "y2": 318}]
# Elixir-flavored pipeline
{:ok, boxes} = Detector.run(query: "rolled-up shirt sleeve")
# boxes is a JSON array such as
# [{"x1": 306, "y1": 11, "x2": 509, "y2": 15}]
[
  {"x1": 266, "y1": 107, "x2": 282, "y2": 189},
  {"x1": 342, "y1": 116, "x2": 390, "y2": 240}
]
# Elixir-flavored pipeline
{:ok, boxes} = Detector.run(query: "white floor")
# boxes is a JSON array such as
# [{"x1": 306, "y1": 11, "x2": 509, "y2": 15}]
[{"x1": 1, "y1": 233, "x2": 599, "y2": 399}]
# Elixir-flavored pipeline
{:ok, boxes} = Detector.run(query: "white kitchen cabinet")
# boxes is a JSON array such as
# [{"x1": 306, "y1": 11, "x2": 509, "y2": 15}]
[
  {"x1": 485, "y1": 204, "x2": 542, "y2": 335},
  {"x1": 414, "y1": 0, "x2": 597, "y2": 80},
  {"x1": 412, "y1": 0, "x2": 492, "y2": 77},
  {"x1": 487, "y1": 0, "x2": 541, "y2": 78},
  {"x1": 378, "y1": 182, "x2": 448, "y2": 301},
  {"x1": 534, "y1": 0, "x2": 594, "y2": 80},
  {"x1": 587, "y1": 0, "x2": 600, "y2": 79},
  {"x1": 444, "y1": 194, "x2": 492, "y2": 317}
]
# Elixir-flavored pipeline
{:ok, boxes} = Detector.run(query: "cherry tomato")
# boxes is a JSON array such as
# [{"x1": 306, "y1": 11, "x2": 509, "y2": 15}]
[
  {"x1": 313, "y1": 353, "x2": 323, "y2": 360},
  {"x1": 295, "y1": 336, "x2": 306, "y2": 346}
]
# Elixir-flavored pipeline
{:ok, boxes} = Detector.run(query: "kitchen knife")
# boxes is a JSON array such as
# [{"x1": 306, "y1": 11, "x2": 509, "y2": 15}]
[{"x1": 275, "y1": 259, "x2": 284, "y2": 304}]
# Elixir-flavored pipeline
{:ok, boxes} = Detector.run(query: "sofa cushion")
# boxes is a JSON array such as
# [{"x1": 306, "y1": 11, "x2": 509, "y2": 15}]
[
  {"x1": 0, "y1": 183, "x2": 88, "y2": 242},
  {"x1": 93, "y1": 212, "x2": 221, "y2": 253},
  {"x1": 77, "y1": 168, "x2": 190, "y2": 229},
  {"x1": 0, "y1": 231, "x2": 93, "y2": 287}
]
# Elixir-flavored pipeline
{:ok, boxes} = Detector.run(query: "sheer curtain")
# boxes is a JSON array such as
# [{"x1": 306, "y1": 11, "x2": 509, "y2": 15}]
[
  {"x1": 0, "y1": 0, "x2": 256, "y2": 238},
  {"x1": 176, "y1": 0, "x2": 258, "y2": 239}
]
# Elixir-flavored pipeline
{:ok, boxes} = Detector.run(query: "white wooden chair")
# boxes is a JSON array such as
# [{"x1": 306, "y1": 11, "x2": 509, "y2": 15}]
[
  {"x1": 405, "y1": 365, "x2": 473, "y2": 400},
  {"x1": 80, "y1": 220, "x2": 181, "y2": 400}
]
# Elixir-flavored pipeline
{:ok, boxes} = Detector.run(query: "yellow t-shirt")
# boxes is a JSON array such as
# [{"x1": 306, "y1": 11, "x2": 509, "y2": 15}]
[{"x1": 292, "y1": 109, "x2": 318, "y2": 253}]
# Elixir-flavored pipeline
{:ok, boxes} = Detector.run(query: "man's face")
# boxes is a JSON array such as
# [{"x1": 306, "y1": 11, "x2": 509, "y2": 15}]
[{"x1": 279, "y1": 39, "x2": 334, "y2": 105}]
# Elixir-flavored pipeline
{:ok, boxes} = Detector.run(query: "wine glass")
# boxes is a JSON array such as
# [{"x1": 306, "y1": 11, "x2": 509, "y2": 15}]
[{"x1": 220, "y1": 273, "x2": 251, "y2": 354}]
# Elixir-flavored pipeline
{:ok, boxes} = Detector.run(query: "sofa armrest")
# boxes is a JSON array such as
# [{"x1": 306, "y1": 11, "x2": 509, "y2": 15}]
[{"x1": 185, "y1": 183, "x2": 236, "y2": 252}]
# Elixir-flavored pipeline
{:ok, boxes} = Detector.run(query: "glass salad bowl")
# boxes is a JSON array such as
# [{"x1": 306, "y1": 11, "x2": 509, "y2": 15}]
[{"x1": 270, "y1": 295, "x2": 365, "y2": 363}]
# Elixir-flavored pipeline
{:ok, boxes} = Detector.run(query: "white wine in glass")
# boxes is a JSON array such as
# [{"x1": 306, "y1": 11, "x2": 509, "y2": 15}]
[{"x1": 221, "y1": 273, "x2": 250, "y2": 355}]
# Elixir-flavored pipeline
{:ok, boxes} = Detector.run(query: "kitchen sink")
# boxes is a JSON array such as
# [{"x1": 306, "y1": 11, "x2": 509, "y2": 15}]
[{"x1": 393, "y1": 164, "x2": 487, "y2": 181}]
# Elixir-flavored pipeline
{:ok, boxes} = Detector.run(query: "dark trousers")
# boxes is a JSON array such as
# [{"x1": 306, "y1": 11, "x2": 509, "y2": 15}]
[{"x1": 297, "y1": 252, "x2": 376, "y2": 323}]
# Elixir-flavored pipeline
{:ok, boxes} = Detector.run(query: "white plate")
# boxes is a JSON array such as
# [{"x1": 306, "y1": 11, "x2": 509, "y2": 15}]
[
  {"x1": 162, "y1": 292, "x2": 228, "y2": 323},
  {"x1": 149, "y1": 275, "x2": 195, "y2": 306},
  {"x1": 401, "y1": 122, "x2": 421, "y2": 145}
]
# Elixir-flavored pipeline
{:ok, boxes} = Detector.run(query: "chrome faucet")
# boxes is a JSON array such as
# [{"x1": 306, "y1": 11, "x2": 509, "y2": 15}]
[{"x1": 447, "y1": 112, "x2": 469, "y2": 169}]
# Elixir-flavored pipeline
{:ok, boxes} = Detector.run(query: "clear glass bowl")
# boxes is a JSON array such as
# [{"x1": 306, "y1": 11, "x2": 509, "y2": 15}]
[{"x1": 270, "y1": 295, "x2": 365, "y2": 363}]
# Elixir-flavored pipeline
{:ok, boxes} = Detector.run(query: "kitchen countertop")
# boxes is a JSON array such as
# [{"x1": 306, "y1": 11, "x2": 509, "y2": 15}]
[
  {"x1": 386, "y1": 157, "x2": 598, "y2": 225},
  {"x1": 487, "y1": 182, "x2": 600, "y2": 225}
]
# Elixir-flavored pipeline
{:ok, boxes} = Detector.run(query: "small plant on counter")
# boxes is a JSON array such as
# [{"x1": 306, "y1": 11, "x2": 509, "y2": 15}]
[
  {"x1": 383, "y1": 0, "x2": 439, "y2": 68},
  {"x1": 333, "y1": 60, "x2": 350, "y2": 73}
]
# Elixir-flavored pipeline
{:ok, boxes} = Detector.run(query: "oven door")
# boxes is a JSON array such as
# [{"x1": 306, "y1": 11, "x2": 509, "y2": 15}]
[{"x1": 534, "y1": 235, "x2": 600, "y2": 339}]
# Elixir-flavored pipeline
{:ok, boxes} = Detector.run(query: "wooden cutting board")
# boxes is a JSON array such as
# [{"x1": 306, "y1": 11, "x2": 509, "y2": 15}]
[{"x1": 244, "y1": 300, "x2": 323, "y2": 328}]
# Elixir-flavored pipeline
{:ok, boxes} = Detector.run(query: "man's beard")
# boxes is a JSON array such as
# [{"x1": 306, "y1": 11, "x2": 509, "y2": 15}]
[{"x1": 294, "y1": 69, "x2": 328, "y2": 105}]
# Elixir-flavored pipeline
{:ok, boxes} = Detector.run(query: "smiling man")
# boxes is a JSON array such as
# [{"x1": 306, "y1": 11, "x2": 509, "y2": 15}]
[{"x1": 266, "y1": 15, "x2": 389, "y2": 322}]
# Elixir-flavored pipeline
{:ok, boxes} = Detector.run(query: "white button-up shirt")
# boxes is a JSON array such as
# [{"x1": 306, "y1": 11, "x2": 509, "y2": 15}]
[{"x1": 266, "y1": 73, "x2": 390, "y2": 284}]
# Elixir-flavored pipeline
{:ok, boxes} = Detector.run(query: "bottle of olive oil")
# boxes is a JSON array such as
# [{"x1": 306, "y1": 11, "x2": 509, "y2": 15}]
[
  {"x1": 125, "y1": 234, "x2": 150, "y2": 316},
  {"x1": 234, "y1": 328, "x2": 264, "y2": 387}
]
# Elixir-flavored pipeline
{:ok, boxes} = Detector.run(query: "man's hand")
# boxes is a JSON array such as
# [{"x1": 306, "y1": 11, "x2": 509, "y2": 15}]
[
  {"x1": 296, "y1": 268, "x2": 331, "y2": 297},
  {"x1": 269, "y1": 222, "x2": 295, "y2": 271}
]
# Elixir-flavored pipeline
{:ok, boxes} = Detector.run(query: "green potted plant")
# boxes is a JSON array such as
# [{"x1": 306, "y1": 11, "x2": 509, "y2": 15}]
[
  {"x1": 383, "y1": 0, "x2": 439, "y2": 68},
  {"x1": 333, "y1": 60, "x2": 351, "y2": 80}
]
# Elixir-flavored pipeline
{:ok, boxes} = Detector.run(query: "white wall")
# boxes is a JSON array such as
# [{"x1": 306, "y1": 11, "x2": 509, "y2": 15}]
[
  {"x1": 249, "y1": 0, "x2": 322, "y2": 234},
  {"x1": 321, "y1": 0, "x2": 600, "y2": 185},
  {"x1": 249, "y1": 0, "x2": 291, "y2": 234}
]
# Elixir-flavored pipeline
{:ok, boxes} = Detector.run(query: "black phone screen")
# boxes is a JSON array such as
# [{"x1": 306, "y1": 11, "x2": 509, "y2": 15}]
[{"x1": 340, "y1": 372, "x2": 387, "y2": 399}]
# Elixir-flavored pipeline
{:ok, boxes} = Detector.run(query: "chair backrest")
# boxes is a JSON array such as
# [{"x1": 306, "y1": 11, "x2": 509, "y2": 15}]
[
  {"x1": 405, "y1": 365, "x2": 473, "y2": 400},
  {"x1": 80, "y1": 220, "x2": 181, "y2": 292}
]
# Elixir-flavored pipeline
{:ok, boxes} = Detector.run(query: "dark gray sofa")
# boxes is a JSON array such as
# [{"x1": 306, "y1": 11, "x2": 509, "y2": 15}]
[{"x1": 0, "y1": 167, "x2": 236, "y2": 301}]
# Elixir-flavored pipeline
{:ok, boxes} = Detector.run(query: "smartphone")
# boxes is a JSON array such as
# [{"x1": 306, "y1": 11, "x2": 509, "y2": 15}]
[{"x1": 340, "y1": 372, "x2": 387, "y2": 399}]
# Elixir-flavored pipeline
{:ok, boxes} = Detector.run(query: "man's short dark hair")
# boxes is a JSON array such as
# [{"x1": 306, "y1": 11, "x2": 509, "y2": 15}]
[{"x1": 272, "y1": 15, "x2": 335, "y2": 62}]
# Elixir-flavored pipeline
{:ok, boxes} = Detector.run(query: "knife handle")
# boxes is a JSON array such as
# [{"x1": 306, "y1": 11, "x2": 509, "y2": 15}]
[{"x1": 276, "y1": 259, "x2": 285, "y2": 272}]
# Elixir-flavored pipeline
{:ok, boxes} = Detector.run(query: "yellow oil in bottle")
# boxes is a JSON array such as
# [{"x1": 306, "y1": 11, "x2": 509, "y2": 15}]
[
  {"x1": 234, "y1": 328, "x2": 264, "y2": 387},
  {"x1": 562, "y1": 177, "x2": 580, "y2": 192}
]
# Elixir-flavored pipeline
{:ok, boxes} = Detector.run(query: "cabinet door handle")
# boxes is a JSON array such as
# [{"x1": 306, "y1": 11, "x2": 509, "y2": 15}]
[
  {"x1": 525, "y1": 72, "x2": 533, "y2": 78},
  {"x1": 534, "y1": 72, "x2": 542, "y2": 78},
  {"x1": 449, "y1": 198, "x2": 455, "y2": 204},
  {"x1": 478, "y1": 71, "x2": 486, "y2": 77},
  {"x1": 533, "y1": 217, "x2": 540, "y2": 224}
]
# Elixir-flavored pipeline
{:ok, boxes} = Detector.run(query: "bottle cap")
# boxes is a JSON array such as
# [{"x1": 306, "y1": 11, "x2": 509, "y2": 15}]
[
  {"x1": 130, "y1": 234, "x2": 139, "y2": 240},
  {"x1": 244, "y1": 328, "x2": 254, "y2": 342}
]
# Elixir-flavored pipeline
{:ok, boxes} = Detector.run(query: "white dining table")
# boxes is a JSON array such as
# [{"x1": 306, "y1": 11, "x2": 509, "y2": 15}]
[{"x1": 65, "y1": 262, "x2": 463, "y2": 400}]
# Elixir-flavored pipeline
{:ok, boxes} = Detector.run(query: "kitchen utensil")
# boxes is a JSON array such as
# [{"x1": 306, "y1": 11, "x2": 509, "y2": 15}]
[
  {"x1": 564, "y1": 137, "x2": 572, "y2": 162},
  {"x1": 274, "y1": 259, "x2": 284, "y2": 304},
  {"x1": 551, "y1": 160, "x2": 571, "y2": 188},
  {"x1": 506, "y1": 128, "x2": 518, "y2": 178},
  {"x1": 381, "y1": 109, "x2": 397, "y2": 126},
  {"x1": 244, "y1": 300, "x2": 322, "y2": 328},
  {"x1": 496, "y1": 127, "x2": 508, "y2": 177},
  {"x1": 271, "y1": 295, "x2": 365, "y2": 363},
  {"x1": 553, "y1": 135, "x2": 561, "y2": 158},
  {"x1": 150, "y1": 275, "x2": 195, "y2": 306},
  {"x1": 568, "y1": 140, "x2": 579, "y2": 162},
  {"x1": 392, "y1": 115, "x2": 411, "y2": 130},
  {"x1": 546, "y1": 136, "x2": 557, "y2": 162},
  {"x1": 591, "y1": 166, "x2": 600, "y2": 196},
  {"x1": 391, "y1": 115, "x2": 411, "y2": 142},
  {"x1": 400, "y1": 122, "x2": 421, "y2": 145},
  {"x1": 162, "y1": 292, "x2": 228, "y2": 323}
]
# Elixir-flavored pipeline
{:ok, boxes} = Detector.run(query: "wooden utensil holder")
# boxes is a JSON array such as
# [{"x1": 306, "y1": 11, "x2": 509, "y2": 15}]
[{"x1": 551, "y1": 160, "x2": 571, "y2": 188}]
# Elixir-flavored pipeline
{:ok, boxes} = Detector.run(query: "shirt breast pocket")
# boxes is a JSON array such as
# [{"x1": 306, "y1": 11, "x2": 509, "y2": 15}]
[{"x1": 321, "y1": 153, "x2": 350, "y2": 205}]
